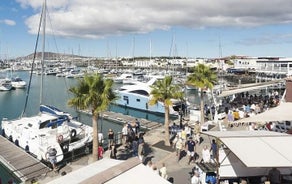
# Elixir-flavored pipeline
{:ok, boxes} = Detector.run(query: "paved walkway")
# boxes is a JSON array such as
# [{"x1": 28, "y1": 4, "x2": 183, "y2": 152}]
[
  {"x1": 140, "y1": 126, "x2": 212, "y2": 184},
  {"x1": 37, "y1": 125, "x2": 213, "y2": 183}
]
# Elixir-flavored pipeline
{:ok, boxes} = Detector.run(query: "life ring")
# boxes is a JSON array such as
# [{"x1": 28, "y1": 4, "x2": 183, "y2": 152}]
[
  {"x1": 70, "y1": 129, "x2": 77, "y2": 138},
  {"x1": 57, "y1": 135, "x2": 63, "y2": 142}
]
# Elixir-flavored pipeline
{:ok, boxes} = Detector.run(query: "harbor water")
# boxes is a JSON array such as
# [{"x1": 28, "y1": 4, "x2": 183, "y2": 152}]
[{"x1": 0, "y1": 70, "x2": 200, "y2": 182}]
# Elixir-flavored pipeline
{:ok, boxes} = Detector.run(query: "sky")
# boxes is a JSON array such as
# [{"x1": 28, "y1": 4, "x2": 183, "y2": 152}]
[{"x1": 1, "y1": 0, "x2": 292, "y2": 59}]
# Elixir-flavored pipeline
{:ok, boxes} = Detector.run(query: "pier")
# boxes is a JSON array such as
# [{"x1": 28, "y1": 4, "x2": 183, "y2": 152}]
[
  {"x1": 0, "y1": 136, "x2": 50, "y2": 182},
  {"x1": 81, "y1": 110, "x2": 164, "y2": 130}
]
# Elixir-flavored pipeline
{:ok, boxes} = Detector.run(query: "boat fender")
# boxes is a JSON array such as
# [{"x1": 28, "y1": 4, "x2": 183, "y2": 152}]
[
  {"x1": 25, "y1": 145, "x2": 30, "y2": 153},
  {"x1": 8, "y1": 135, "x2": 13, "y2": 142},
  {"x1": 57, "y1": 135, "x2": 63, "y2": 142},
  {"x1": 15, "y1": 139, "x2": 19, "y2": 147},
  {"x1": 1, "y1": 129, "x2": 5, "y2": 137},
  {"x1": 71, "y1": 129, "x2": 77, "y2": 138}
]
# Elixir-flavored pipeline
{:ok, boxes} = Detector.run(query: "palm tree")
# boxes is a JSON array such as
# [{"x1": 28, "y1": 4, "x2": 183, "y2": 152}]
[
  {"x1": 186, "y1": 63, "x2": 217, "y2": 126},
  {"x1": 149, "y1": 76, "x2": 184, "y2": 146},
  {"x1": 68, "y1": 73, "x2": 116, "y2": 161}
]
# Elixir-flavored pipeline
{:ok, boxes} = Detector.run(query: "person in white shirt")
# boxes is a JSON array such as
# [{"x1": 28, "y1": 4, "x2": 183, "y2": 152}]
[
  {"x1": 122, "y1": 123, "x2": 128, "y2": 145},
  {"x1": 159, "y1": 163, "x2": 168, "y2": 180},
  {"x1": 191, "y1": 170, "x2": 201, "y2": 184},
  {"x1": 201, "y1": 145, "x2": 211, "y2": 163},
  {"x1": 184, "y1": 124, "x2": 191, "y2": 138}
]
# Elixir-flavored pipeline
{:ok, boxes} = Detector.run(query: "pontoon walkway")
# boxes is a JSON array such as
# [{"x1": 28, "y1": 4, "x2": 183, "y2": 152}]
[
  {"x1": 80, "y1": 110, "x2": 163, "y2": 130},
  {"x1": 0, "y1": 136, "x2": 50, "y2": 182}
]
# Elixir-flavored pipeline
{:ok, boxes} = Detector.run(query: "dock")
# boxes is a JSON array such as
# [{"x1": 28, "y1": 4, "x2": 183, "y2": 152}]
[
  {"x1": 0, "y1": 136, "x2": 50, "y2": 182},
  {"x1": 80, "y1": 110, "x2": 163, "y2": 130}
]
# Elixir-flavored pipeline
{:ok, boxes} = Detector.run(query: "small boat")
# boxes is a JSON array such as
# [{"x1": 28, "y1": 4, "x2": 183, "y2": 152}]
[
  {"x1": 11, "y1": 77, "x2": 27, "y2": 89},
  {"x1": 0, "y1": 77, "x2": 12, "y2": 91}
]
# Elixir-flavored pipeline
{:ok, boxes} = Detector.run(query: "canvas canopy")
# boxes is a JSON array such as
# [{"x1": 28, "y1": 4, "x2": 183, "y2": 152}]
[
  {"x1": 234, "y1": 102, "x2": 292, "y2": 123},
  {"x1": 203, "y1": 131, "x2": 292, "y2": 169},
  {"x1": 47, "y1": 158, "x2": 171, "y2": 184}
]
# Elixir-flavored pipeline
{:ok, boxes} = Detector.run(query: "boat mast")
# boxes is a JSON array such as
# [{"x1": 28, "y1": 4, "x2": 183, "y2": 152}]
[
  {"x1": 21, "y1": 0, "x2": 45, "y2": 117},
  {"x1": 40, "y1": 0, "x2": 46, "y2": 105}
]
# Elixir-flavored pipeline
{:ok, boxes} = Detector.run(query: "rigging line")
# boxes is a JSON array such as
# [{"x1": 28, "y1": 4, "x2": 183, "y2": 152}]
[
  {"x1": 46, "y1": 6, "x2": 60, "y2": 54},
  {"x1": 21, "y1": 3, "x2": 44, "y2": 118},
  {"x1": 45, "y1": 4, "x2": 72, "y2": 103},
  {"x1": 46, "y1": 5, "x2": 71, "y2": 101}
]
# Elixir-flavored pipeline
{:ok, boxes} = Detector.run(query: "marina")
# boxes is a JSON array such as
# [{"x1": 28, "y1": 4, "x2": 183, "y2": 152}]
[
  {"x1": 0, "y1": 71, "x2": 171, "y2": 182},
  {"x1": 0, "y1": 55, "x2": 290, "y2": 183}
]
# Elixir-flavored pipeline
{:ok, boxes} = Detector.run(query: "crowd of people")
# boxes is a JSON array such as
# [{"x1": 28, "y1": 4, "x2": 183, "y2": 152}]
[{"x1": 223, "y1": 90, "x2": 281, "y2": 123}]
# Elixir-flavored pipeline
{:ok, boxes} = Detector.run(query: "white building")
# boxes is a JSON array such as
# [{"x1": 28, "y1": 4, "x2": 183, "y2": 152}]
[{"x1": 232, "y1": 57, "x2": 257, "y2": 70}]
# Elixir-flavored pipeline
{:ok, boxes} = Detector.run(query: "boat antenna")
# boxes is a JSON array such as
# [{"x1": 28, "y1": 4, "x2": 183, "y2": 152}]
[{"x1": 21, "y1": 1, "x2": 44, "y2": 117}]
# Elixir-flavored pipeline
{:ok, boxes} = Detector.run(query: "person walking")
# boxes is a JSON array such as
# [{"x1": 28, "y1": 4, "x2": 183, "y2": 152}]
[
  {"x1": 108, "y1": 129, "x2": 115, "y2": 148},
  {"x1": 210, "y1": 139, "x2": 218, "y2": 163},
  {"x1": 174, "y1": 135, "x2": 184, "y2": 162},
  {"x1": 185, "y1": 136, "x2": 196, "y2": 165}
]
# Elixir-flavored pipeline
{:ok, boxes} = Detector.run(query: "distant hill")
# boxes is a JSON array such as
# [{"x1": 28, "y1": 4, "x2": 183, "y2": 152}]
[{"x1": 16, "y1": 52, "x2": 91, "y2": 61}]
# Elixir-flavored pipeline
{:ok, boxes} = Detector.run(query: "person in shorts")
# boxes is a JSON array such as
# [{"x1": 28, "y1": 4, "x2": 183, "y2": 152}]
[
  {"x1": 46, "y1": 147, "x2": 57, "y2": 171},
  {"x1": 185, "y1": 136, "x2": 196, "y2": 165}
]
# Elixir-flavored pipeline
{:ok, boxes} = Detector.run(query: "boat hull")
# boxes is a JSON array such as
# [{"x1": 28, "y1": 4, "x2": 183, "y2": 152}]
[
  {"x1": 1, "y1": 106, "x2": 93, "y2": 163},
  {"x1": 115, "y1": 91, "x2": 180, "y2": 116}
]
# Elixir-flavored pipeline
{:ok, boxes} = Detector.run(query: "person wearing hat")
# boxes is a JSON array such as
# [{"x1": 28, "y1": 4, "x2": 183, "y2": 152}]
[{"x1": 185, "y1": 136, "x2": 196, "y2": 165}]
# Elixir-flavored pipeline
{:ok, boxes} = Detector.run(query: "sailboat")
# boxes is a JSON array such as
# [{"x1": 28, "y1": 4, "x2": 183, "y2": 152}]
[{"x1": 1, "y1": 0, "x2": 93, "y2": 163}]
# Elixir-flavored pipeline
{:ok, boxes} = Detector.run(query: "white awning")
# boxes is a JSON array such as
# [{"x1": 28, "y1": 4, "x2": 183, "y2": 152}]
[
  {"x1": 203, "y1": 131, "x2": 292, "y2": 168},
  {"x1": 235, "y1": 102, "x2": 292, "y2": 123},
  {"x1": 47, "y1": 158, "x2": 171, "y2": 184},
  {"x1": 218, "y1": 80, "x2": 284, "y2": 98}
]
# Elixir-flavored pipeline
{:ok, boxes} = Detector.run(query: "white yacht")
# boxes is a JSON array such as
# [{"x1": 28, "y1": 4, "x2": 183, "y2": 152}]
[
  {"x1": 1, "y1": 105, "x2": 93, "y2": 163},
  {"x1": 11, "y1": 77, "x2": 27, "y2": 89},
  {"x1": 0, "y1": 78, "x2": 12, "y2": 91},
  {"x1": 115, "y1": 76, "x2": 184, "y2": 116},
  {"x1": 114, "y1": 73, "x2": 143, "y2": 84}
]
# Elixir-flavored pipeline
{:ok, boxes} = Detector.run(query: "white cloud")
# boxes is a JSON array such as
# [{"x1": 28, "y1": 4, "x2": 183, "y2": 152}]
[
  {"x1": 0, "y1": 19, "x2": 16, "y2": 26},
  {"x1": 19, "y1": 0, "x2": 292, "y2": 39}
]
